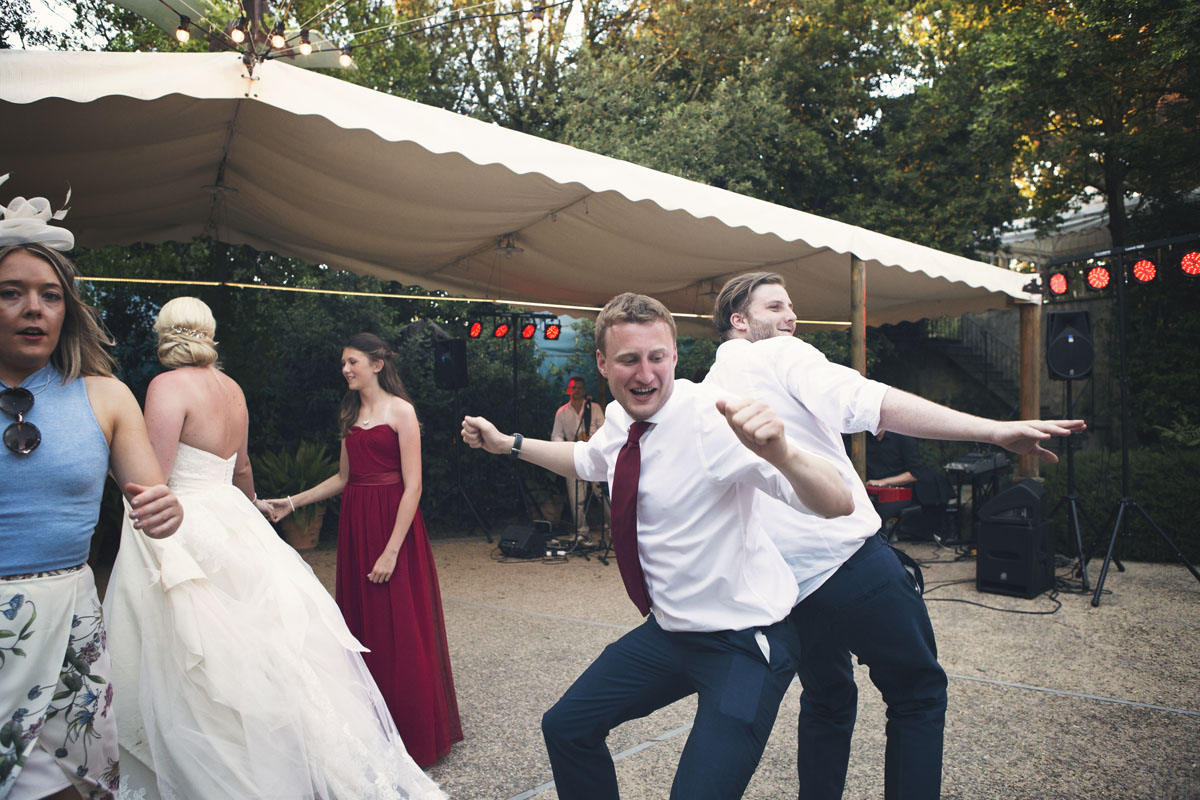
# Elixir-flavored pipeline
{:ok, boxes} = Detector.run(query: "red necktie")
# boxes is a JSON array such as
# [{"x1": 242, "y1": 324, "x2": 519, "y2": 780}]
[{"x1": 610, "y1": 420, "x2": 653, "y2": 616}]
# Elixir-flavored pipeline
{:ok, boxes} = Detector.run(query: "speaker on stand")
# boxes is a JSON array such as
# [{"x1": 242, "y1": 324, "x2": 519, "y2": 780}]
[
  {"x1": 1044, "y1": 310, "x2": 1099, "y2": 590},
  {"x1": 434, "y1": 338, "x2": 468, "y2": 391}
]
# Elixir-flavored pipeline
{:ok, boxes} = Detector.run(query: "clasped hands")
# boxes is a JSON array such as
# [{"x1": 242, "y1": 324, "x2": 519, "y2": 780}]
[{"x1": 255, "y1": 497, "x2": 294, "y2": 523}]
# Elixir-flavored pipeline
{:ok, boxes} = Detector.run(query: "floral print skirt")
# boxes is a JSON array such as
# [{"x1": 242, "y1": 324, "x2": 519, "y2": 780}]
[{"x1": 0, "y1": 565, "x2": 119, "y2": 799}]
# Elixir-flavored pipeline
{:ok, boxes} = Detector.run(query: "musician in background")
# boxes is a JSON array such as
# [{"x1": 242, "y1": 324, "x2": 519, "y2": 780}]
[
  {"x1": 550, "y1": 376, "x2": 607, "y2": 539},
  {"x1": 867, "y1": 430, "x2": 956, "y2": 536},
  {"x1": 866, "y1": 430, "x2": 922, "y2": 529},
  {"x1": 866, "y1": 429, "x2": 920, "y2": 488}
]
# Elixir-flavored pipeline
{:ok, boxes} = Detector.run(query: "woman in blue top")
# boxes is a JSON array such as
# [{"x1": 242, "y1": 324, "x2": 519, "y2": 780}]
[{"x1": 0, "y1": 175, "x2": 182, "y2": 800}]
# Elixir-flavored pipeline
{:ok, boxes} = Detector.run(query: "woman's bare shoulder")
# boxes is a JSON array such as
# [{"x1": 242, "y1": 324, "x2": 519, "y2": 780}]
[{"x1": 83, "y1": 374, "x2": 134, "y2": 401}]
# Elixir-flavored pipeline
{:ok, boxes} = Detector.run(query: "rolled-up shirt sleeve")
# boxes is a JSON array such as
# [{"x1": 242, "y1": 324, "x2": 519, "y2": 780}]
[{"x1": 776, "y1": 337, "x2": 889, "y2": 435}]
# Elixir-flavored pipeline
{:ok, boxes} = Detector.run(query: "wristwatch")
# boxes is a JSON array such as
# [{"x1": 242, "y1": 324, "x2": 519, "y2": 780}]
[{"x1": 509, "y1": 433, "x2": 523, "y2": 459}]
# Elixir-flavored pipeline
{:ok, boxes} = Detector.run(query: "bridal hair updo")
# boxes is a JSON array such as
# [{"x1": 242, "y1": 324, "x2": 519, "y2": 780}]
[{"x1": 155, "y1": 296, "x2": 219, "y2": 368}]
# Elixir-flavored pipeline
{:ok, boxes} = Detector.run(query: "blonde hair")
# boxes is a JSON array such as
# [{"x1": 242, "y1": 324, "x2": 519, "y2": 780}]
[
  {"x1": 594, "y1": 293, "x2": 677, "y2": 355},
  {"x1": 0, "y1": 244, "x2": 116, "y2": 381},
  {"x1": 155, "y1": 296, "x2": 219, "y2": 368}
]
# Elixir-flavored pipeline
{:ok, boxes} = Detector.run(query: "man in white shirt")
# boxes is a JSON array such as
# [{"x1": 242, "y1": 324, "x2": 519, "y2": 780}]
[
  {"x1": 707, "y1": 272, "x2": 1085, "y2": 800},
  {"x1": 462, "y1": 292, "x2": 853, "y2": 800},
  {"x1": 550, "y1": 376, "x2": 607, "y2": 538}
]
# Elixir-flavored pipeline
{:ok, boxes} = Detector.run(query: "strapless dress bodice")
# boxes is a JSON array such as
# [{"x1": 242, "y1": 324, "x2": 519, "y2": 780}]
[{"x1": 169, "y1": 442, "x2": 236, "y2": 491}]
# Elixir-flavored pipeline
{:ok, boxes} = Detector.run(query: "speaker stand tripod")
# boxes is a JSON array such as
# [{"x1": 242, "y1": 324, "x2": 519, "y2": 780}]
[
  {"x1": 452, "y1": 388, "x2": 492, "y2": 542},
  {"x1": 1088, "y1": 249, "x2": 1200, "y2": 606},
  {"x1": 1048, "y1": 378, "x2": 1099, "y2": 591},
  {"x1": 579, "y1": 481, "x2": 611, "y2": 566}
]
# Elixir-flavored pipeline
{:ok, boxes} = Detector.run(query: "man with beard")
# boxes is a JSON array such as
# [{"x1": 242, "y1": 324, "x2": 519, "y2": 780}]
[
  {"x1": 706, "y1": 272, "x2": 1085, "y2": 800},
  {"x1": 463, "y1": 292, "x2": 853, "y2": 799}
]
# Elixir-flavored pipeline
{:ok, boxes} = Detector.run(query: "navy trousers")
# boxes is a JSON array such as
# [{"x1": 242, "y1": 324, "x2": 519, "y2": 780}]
[
  {"x1": 788, "y1": 532, "x2": 947, "y2": 800},
  {"x1": 542, "y1": 614, "x2": 796, "y2": 800}
]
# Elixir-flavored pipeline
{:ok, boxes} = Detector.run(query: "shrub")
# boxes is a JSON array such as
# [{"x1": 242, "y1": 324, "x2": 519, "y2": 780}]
[{"x1": 1041, "y1": 446, "x2": 1200, "y2": 563}]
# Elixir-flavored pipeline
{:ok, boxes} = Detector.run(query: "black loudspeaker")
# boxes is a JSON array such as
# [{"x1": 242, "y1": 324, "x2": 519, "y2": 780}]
[
  {"x1": 978, "y1": 477, "x2": 1045, "y2": 525},
  {"x1": 498, "y1": 522, "x2": 550, "y2": 559},
  {"x1": 976, "y1": 479, "x2": 1054, "y2": 598},
  {"x1": 977, "y1": 522, "x2": 1055, "y2": 598},
  {"x1": 1045, "y1": 310, "x2": 1094, "y2": 380},
  {"x1": 433, "y1": 338, "x2": 468, "y2": 390}
]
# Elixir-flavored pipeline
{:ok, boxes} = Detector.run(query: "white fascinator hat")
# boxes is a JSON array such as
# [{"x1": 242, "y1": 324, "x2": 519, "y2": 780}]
[{"x1": 0, "y1": 173, "x2": 74, "y2": 251}]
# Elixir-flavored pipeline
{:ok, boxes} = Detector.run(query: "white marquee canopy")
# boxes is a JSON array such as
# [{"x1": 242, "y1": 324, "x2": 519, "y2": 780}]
[{"x1": 0, "y1": 50, "x2": 1038, "y2": 333}]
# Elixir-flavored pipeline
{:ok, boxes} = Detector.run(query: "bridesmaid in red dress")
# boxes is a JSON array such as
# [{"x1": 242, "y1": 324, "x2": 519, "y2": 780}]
[{"x1": 268, "y1": 333, "x2": 462, "y2": 767}]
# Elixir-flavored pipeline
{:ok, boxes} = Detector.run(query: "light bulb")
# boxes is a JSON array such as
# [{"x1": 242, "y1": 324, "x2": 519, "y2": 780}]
[
  {"x1": 175, "y1": 15, "x2": 191, "y2": 43},
  {"x1": 299, "y1": 30, "x2": 312, "y2": 55},
  {"x1": 230, "y1": 16, "x2": 247, "y2": 44},
  {"x1": 269, "y1": 22, "x2": 286, "y2": 50},
  {"x1": 530, "y1": 7, "x2": 545, "y2": 34},
  {"x1": 338, "y1": 46, "x2": 353, "y2": 67}
]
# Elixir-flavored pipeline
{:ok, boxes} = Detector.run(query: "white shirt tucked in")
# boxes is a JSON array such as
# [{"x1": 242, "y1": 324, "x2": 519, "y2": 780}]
[
  {"x1": 705, "y1": 337, "x2": 890, "y2": 601},
  {"x1": 574, "y1": 379, "x2": 818, "y2": 633}
]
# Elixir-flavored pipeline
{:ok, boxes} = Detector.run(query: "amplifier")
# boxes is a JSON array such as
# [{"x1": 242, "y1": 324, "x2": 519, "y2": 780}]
[
  {"x1": 976, "y1": 520, "x2": 1055, "y2": 599},
  {"x1": 498, "y1": 522, "x2": 551, "y2": 559}
]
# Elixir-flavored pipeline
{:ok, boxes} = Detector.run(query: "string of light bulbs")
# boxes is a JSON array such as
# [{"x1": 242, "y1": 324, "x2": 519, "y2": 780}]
[{"x1": 166, "y1": 0, "x2": 570, "y2": 69}]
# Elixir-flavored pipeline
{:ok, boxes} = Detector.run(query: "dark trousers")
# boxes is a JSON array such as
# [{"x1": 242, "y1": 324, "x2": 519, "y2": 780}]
[
  {"x1": 788, "y1": 532, "x2": 947, "y2": 800},
  {"x1": 542, "y1": 614, "x2": 796, "y2": 799}
]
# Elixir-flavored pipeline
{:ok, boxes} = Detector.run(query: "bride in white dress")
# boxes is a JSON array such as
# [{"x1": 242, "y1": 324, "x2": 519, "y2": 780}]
[{"x1": 102, "y1": 297, "x2": 446, "y2": 800}]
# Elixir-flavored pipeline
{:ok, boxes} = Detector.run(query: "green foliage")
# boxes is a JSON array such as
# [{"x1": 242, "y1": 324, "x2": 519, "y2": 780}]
[
  {"x1": 1152, "y1": 416, "x2": 1200, "y2": 449},
  {"x1": 1041, "y1": 446, "x2": 1200, "y2": 562},
  {"x1": 1111, "y1": 255, "x2": 1200, "y2": 447},
  {"x1": 253, "y1": 441, "x2": 339, "y2": 530},
  {"x1": 71, "y1": 239, "x2": 566, "y2": 535},
  {"x1": 1, "y1": 0, "x2": 58, "y2": 48},
  {"x1": 966, "y1": 0, "x2": 1200, "y2": 247}
]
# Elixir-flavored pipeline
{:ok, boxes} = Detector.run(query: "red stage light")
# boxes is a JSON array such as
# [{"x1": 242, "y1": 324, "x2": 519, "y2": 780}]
[
  {"x1": 1182, "y1": 251, "x2": 1200, "y2": 276},
  {"x1": 520, "y1": 322, "x2": 537, "y2": 339},
  {"x1": 1086, "y1": 265, "x2": 1111, "y2": 290},
  {"x1": 1132, "y1": 259, "x2": 1156, "y2": 283},
  {"x1": 467, "y1": 321, "x2": 483, "y2": 338},
  {"x1": 1048, "y1": 272, "x2": 1069, "y2": 295},
  {"x1": 544, "y1": 323, "x2": 561, "y2": 340},
  {"x1": 492, "y1": 323, "x2": 509, "y2": 338}
]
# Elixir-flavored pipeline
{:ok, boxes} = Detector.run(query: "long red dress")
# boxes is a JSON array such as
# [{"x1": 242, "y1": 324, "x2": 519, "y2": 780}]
[{"x1": 336, "y1": 424, "x2": 463, "y2": 767}]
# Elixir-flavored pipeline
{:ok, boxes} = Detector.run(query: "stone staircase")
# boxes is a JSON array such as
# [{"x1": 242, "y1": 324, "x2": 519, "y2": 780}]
[{"x1": 922, "y1": 316, "x2": 1022, "y2": 415}]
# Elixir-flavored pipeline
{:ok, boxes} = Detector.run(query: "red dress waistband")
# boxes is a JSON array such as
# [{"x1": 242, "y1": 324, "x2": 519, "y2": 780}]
[{"x1": 349, "y1": 471, "x2": 403, "y2": 487}]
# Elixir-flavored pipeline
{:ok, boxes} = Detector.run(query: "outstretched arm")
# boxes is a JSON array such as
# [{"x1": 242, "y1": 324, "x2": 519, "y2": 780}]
[
  {"x1": 264, "y1": 441, "x2": 347, "y2": 522},
  {"x1": 462, "y1": 415, "x2": 580, "y2": 479},
  {"x1": 878, "y1": 388, "x2": 1086, "y2": 464},
  {"x1": 717, "y1": 397, "x2": 854, "y2": 519}
]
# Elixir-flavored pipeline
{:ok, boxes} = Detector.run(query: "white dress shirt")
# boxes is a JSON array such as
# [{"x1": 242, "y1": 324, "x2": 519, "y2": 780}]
[
  {"x1": 551, "y1": 401, "x2": 606, "y2": 442},
  {"x1": 705, "y1": 337, "x2": 890, "y2": 601},
  {"x1": 574, "y1": 379, "x2": 820, "y2": 633}
]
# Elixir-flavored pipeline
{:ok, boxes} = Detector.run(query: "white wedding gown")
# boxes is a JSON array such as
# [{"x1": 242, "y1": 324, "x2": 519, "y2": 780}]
[{"x1": 103, "y1": 443, "x2": 447, "y2": 800}]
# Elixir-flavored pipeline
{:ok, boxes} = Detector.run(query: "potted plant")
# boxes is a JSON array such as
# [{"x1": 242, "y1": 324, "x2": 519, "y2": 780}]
[{"x1": 253, "y1": 441, "x2": 339, "y2": 551}]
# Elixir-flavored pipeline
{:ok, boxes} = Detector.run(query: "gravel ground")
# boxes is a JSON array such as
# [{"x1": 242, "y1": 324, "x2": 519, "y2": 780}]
[{"x1": 302, "y1": 536, "x2": 1200, "y2": 800}]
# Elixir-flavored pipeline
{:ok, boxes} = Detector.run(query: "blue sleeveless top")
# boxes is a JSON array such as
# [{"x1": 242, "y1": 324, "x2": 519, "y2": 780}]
[{"x1": 0, "y1": 365, "x2": 110, "y2": 575}]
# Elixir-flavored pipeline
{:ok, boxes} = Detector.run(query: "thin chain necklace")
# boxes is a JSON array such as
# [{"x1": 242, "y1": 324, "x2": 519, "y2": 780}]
[{"x1": 0, "y1": 366, "x2": 54, "y2": 395}]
